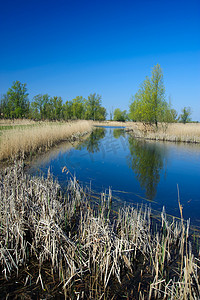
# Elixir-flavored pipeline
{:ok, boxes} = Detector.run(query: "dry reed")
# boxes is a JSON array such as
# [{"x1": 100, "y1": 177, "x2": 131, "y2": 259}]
[
  {"x1": 0, "y1": 161, "x2": 200, "y2": 299},
  {"x1": 128, "y1": 122, "x2": 200, "y2": 144},
  {"x1": 0, "y1": 120, "x2": 92, "y2": 161}
]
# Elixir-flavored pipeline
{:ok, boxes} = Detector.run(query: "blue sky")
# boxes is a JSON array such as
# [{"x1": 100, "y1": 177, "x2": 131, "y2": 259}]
[{"x1": 0, "y1": 0, "x2": 199, "y2": 120}]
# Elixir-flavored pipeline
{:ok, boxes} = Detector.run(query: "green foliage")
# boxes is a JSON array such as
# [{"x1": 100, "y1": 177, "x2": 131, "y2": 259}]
[
  {"x1": 85, "y1": 93, "x2": 106, "y2": 121},
  {"x1": 129, "y1": 64, "x2": 170, "y2": 126},
  {"x1": 169, "y1": 108, "x2": 179, "y2": 122},
  {"x1": 179, "y1": 107, "x2": 192, "y2": 124},
  {"x1": 30, "y1": 94, "x2": 65, "y2": 120},
  {"x1": 63, "y1": 101, "x2": 73, "y2": 120},
  {"x1": 71, "y1": 96, "x2": 85, "y2": 119},
  {"x1": 113, "y1": 108, "x2": 128, "y2": 122},
  {"x1": 0, "y1": 81, "x2": 29, "y2": 118},
  {"x1": 1, "y1": 81, "x2": 106, "y2": 121},
  {"x1": 30, "y1": 94, "x2": 49, "y2": 120},
  {"x1": 51, "y1": 96, "x2": 63, "y2": 120},
  {"x1": 97, "y1": 106, "x2": 107, "y2": 121}
]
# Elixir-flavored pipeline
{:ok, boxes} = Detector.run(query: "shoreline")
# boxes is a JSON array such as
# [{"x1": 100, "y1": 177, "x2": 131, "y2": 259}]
[
  {"x1": 125, "y1": 122, "x2": 200, "y2": 144},
  {"x1": 94, "y1": 121, "x2": 200, "y2": 144},
  {"x1": 127, "y1": 129, "x2": 200, "y2": 144}
]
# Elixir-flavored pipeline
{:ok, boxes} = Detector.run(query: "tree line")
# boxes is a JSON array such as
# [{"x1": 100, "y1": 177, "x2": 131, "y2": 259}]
[
  {"x1": 0, "y1": 66, "x2": 193, "y2": 123},
  {"x1": 0, "y1": 81, "x2": 106, "y2": 121}
]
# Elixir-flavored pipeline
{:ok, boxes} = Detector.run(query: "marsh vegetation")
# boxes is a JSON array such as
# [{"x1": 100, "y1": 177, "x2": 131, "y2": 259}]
[
  {"x1": 0, "y1": 120, "x2": 92, "y2": 161},
  {"x1": 0, "y1": 120, "x2": 200, "y2": 298},
  {"x1": 127, "y1": 122, "x2": 200, "y2": 144},
  {"x1": 1, "y1": 161, "x2": 200, "y2": 299}
]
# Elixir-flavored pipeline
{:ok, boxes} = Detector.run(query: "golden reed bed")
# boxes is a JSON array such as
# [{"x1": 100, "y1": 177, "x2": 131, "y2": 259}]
[
  {"x1": 127, "y1": 122, "x2": 200, "y2": 143},
  {"x1": 0, "y1": 120, "x2": 92, "y2": 161}
]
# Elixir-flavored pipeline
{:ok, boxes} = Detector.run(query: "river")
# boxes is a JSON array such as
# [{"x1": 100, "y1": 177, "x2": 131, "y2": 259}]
[{"x1": 29, "y1": 126, "x2": 200, "y2": 225}]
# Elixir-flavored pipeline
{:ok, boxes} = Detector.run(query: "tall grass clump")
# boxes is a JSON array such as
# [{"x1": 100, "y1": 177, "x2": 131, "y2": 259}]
[
  {"x1": 0, "y1": 120, "x2": 92, "y2": 161},
  {"x1": 128, "y1": 122, "x2": 200, "y2": 144},
  {"x1": 0, "y1": 161, "x2": 200, "y2": 298}
]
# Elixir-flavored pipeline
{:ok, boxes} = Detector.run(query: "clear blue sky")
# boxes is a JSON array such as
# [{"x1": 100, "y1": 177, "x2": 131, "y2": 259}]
[{"x1": 0, "y1": 0, "x2": 199, "y2": 120}]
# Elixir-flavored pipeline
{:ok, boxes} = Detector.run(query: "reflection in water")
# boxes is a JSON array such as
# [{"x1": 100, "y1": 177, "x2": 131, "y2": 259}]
[
  {"x1": 75, "y1": 127, "x2": 105, "y2": 153},
  {"x1": 28, "y1": 126, "x2": 200, "y2": 224},
  {"x1": 113, "y1": 128, "x2": 126, "y2": 139},
  {"x1": 128, "y1": 137, "x2": 166, "y2": 200}
]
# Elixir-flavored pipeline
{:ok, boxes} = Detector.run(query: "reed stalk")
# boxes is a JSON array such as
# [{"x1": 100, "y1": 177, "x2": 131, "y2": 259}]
[{"x1": 0, "y1": 161, "x2": 199, "y2": 298}]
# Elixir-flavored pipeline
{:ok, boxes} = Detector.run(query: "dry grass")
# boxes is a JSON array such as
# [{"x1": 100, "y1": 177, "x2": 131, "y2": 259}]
[
  {"x1": 94, "y1": 120, "x2": 135, "y2": 127},
  {"x1": 0, "y1": 161, "x2": 200, "y2": 299},
  {"x1": 0, "y1": 120, "x2": 92, "y2": 161},
  {"x1": 127, "y1": 122, "x2": 200, "y2": 143},
  {"x1": 0, "y1": 118, "x2": 37, "y2": 126}
]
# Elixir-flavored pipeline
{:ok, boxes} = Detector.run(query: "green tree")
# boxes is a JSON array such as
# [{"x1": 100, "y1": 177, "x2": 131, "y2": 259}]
[
  {"x1": 71, "y1": 96, "x2": 85, "y2": 119},
  {"x1": 169, "y1": 108, "x2": 179, "y2": 122},
  {"x1": 113, "y1": 108, "x2": 128, "y2": 122},
  {"x1": 0, "y1": 94, "x2": 10, "y2": 118},
  {"x1": 85, "y1": 93, "x2": 106, "y2": 120},
  {"x1": 97, "y1": 106, "x2": 107, "y2": 120},
  {"x1": 129, "y1": 64, "x2": 167, "y2": 126},
  {"x1": 51, "y1": 96, "x2": 63, "y2": 120},
  {"x1": 2, "y1": 81, "x2": 29, "y2": 118},
  {"x1": 30, "y1": 94, "x2": 50, "y2": 120},
  {"x1": 63, "y1": 100, "x2": 73, "y2": 120},
  {"x1": 179, "y1": 107, "x2": 192, "y2": 124}
]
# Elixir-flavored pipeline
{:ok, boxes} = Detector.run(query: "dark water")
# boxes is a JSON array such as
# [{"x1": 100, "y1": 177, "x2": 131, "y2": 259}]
[{"x1": 29, "y1": 126, "x2": 200, "y2": 225}]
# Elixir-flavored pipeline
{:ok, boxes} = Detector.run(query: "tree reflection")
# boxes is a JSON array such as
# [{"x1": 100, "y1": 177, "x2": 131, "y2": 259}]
[
  {"x1": 113, "y1": 128, "x2": 126, "y2": 139},
  {"x1": 75, "y1": 127, "x2": 105, "y2": 153},
  {"x1": 128, "y1": 137, "x2": 165, "y2": 200}
]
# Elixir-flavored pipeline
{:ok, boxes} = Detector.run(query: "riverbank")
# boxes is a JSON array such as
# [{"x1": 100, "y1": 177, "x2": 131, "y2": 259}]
[
  {"x1": 0, "y1": 120, "x2": 93, "y2": 162},
  {"x1": 1, "y1": 120, "x2": 199, "y2": 164},
  {"x1": 95, "y1": 121, "x2": 200, "y2": 144},
  {"x1": 0, "y1": 161, "x2": 200, "y2": 299},
  {"x1": 126, "y1": 122, "x2": 200, "y2": 144}
]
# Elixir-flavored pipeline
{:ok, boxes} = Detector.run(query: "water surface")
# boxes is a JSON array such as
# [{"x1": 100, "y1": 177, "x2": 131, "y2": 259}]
[{"x1": 29, "y1": 126, "x2": 200, "y2": 225}]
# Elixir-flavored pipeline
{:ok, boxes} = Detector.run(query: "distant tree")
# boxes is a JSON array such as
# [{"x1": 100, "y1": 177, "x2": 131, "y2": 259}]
[
  {"x1": 97, "y1": 106, "x2": 107, "y2": 120},
  {"x1": 170, "y1": 108, "x2": 179, "y2": 122},
  {"x1": 71, "y1": 96, "x2": 85, "y2": 119},
  {"x1": 1, "y1": 81, "x2": 29, "y2": 118},
  {"x1": 179, "y1": 107, "x2": 192, "y2": 124},
  {"x1": 129, "y1": 64, "x2": 167, "y2": 126},
  {"x1": 0, "y1": 94, "x2": 10, "y2": 118},
  {"x1": 51, "y1": 96, "x2": 63, "y2": 120},
  {"x1": 85, "y1": 93, "x2": 106, "y2": 120},
  {"x1": 113, "y1": 108, "x2": 128, "y2": 122},
  {"x1": 63, "y1": 100, "x2": 73, "y2": 120},
  {"x1": 30, "y1": 94, "x2": 50, "y2": 120},
  {"x1": 30, "y1": 97, "x2": 41, "y2": 120},
  {"x1": 160, "y1": 107, "x2": 179, "y2": 125}
]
